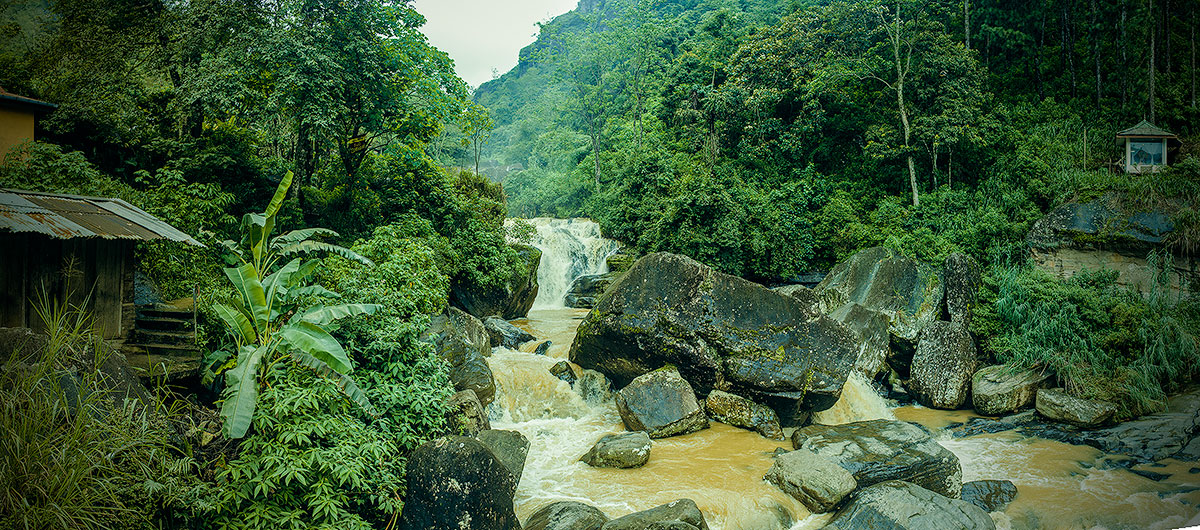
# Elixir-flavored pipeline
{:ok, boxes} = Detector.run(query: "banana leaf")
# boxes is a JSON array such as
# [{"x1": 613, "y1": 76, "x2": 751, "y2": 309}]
[
  {"x1": 291, "y1": 303, "x2": 380, "y2": 326},
  {"x1": 212, "y1": 302, "x2": 256, "y2": 345},
  {"x1": 224, "y1": 263, "x2": 269, "y2": 333},
  {"x1": 276, "y1": 240, "x2": 373, "y2": 267},
  {"x1": 278, "y1": 320, "x2": 354, "y2": 373},
  {"x1": 291, "y1": 349, "x2": 378, "y2": 417},
  {"x1": 220, "y1": 344, "x2": 272, "y2": 439}
]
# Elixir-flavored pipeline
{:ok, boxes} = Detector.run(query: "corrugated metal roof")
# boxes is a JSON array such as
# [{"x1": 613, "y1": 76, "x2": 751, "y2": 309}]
[
  {"x1": 1116, "y1": 119, "x2": 1176, "y2": 138},
  {"x1": 0, "y1": 188, "x2": 203, "y2": 246}
]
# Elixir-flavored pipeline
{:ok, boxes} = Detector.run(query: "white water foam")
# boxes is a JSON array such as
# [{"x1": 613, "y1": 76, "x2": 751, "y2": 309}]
[{"x1": 510, "y1": 218, "x2": 620, "y2": 309}]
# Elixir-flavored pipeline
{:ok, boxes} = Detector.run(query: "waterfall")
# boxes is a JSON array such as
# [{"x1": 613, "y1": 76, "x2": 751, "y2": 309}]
[
  {"x1": 512, "y1": 218, "x2": 620, "y2": 309},
  {"x1": 811, "y1": 372, "x2": 895, "y2": 425}
]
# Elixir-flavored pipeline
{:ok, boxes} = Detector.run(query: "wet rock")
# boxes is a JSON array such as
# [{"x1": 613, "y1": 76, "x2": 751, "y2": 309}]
[
  {"x1": 398, "y1": 436, "x2": 521, "y2": 530},
  {"x1": 942, "y1": 253, "x2": 981, "y2": 326},
  {"x1": 577, "y1": 369, "x2": 613, "y2": 406},
  {"x1": 1036, "y1": 388, "x2": 1117, "y2": 428},
  {"x1": 772, "y1": 284, "x2": 825, "y2": 311},
  {"x1": 565, "y1": 272, "x2": 623, "y2": 309},
  {"x1": 1026, "y1": 193, "x2": 1173, "y2": 253},
  {"x1": 429, "y1": 307, "x2": 496, "y2": 405},
  {"x1": 829, "y1": 302, "x2": 892, "y2": 379},
  {"x1": 580, "y1": 431, "x2": 652, "y2": 468},
  {"x1": 791, "y1": 419, "x2": 963, "y2": 497},
  {"x1": 570, "y1": 252, "x2": 860, "y2": 422},
  {"x1": 645, "y1": 523, "x2": 699, "y2": 530},
  {"x1": 476, "y1": 429, "x2": 529, "y2": 485},
  {"x1": 451, "y1": 243, "x2": 541, "y2": 320},
  {"x1": 814, "y1": 247, "x2": 945, "y2": 365},
  {"x1": 534, "y1": 340, "x2": 553, "y2": 355},
  {"x1": 606, "y1": 251, "x2": 637, "y2": 273},
  {"x1": 908, "y1": 321, "x2": 979, "y2": 410},
  {"x1": 615, "y1": 368, "x2": 709, "y2": 439},
  {"x1": 524, "y1": 501, "x2": 610, "y2": 530},
  {"x1": 1079, "y1": 392, "x2": 1200, "y2": 461},
  {"x1": 823, "y1": 480, "x2": 995, "y2": 530},
  {"x1": 704, "y1": 390, "x2": 784, "y2": 440},
  {"x1": 1131, "y1": 469, "x2": 1170, "y2": 481},
  {"x1": 764, "y1": 448, "x2": 857, "y2": 513},
  {"x1": 551, "y1": 361, "x2": 578, "y2": 384},
  {"x1": 960, "y1": 480, "x2": 1018, "y2": 512},
  {"x1": 600, "y1": 499, "x2": 709, "y2": 530},
  {"x1": 971, "y1": 365, "x2": 1050, "y2": 416},
  {"x1": 444, "y1": 389, "x2": 490, "y2": 436},
  {"x1": 484, "y1": 316, "x2": 535, "y2": 349},
  {"x1": 949, "y1": 411, "x2": 1040, "y2": 438}
]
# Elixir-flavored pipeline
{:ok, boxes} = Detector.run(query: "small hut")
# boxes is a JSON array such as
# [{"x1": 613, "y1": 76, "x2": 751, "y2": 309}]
[
  {"x1": 0, "y1": 88, "x2": 56, "y2": 162},
  {"x1": 0, "y1": 188, "x2": 202, "y2": 340},
  {"x1": 1116, "y1": 120, "x2": 1180, "y2": 174}
]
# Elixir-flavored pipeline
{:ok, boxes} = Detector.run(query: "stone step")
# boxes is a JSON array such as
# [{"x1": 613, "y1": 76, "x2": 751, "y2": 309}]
[
  {"x1": 134, "y1": 316, "x2": 193, "y2": 331},
  {"x1": 132, "y1": 329, "x2": 195, "y2": 346}
]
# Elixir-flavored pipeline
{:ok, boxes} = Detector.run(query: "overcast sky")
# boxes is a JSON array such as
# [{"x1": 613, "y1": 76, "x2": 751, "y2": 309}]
[{"x1": 411, "y1": 0, "x2": 580, "y2": 89}]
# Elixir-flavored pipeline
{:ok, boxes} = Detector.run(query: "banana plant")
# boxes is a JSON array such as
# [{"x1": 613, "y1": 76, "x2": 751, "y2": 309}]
[{"x1": 211, "y1": 171, "x2": 381, "y2": 439}]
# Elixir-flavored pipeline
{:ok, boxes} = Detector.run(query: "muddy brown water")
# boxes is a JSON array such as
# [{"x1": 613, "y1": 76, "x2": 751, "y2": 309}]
[{"x1": 493, "y1": 309, "x2": 1200, "y2": 530}]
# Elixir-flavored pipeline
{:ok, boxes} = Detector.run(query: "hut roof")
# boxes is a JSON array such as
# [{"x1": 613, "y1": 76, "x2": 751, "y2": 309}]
[
  {"x1": 0, "y1": 188, "x2": 202, "y2": 246},
  {"x1": 1116, "y1": 120, "x2": 1177, "y2": 138},
  {"x1": 0, "y1": 88, "x2": 56, "y2": 114}
]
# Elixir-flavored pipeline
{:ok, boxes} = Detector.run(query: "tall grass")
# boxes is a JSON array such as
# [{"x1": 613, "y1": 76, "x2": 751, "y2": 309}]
[{"x1": 0, "y1": 288, "x2": 207, "y2": 529}]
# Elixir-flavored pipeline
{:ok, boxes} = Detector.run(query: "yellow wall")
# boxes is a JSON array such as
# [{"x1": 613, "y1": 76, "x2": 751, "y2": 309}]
[{"x1": 0, "y1": 107, "x2": 36, "y2": 163}]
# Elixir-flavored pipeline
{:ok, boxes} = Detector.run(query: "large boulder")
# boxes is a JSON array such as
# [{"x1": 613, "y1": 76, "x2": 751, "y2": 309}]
[
  {"x1": 451, "y1": 243, "x2": 541, "y2": 320},
  {"x1": 942, "y1": 253, "x2": 981, "y2": 326},
  {"x1": 398, "y1": 436, "x2": 521, "y2": 530},
  {"x1": 813, "y1": 247, "x2": 945, "y2": 371},
  {"x1": 429, "y1": 307, "x2": 495, "y2": 405},
  {"x1": 907, "y1": 321, "x2": 979, "y2": 410},
  {"x1": 580, "y1": 431, "x2": 652, "y2": 468},
  {"x1": 444, "y1": 389, "x2": 490, "y2": 436},
  {"x1": 828, "y1": 302, "x2": 892, "y2": 379},
  {"x1": 704, "y1": 390, "x2": 784, "y2": 440},
  {"x1": 764, "y1": 448, "x2": 857, "y2": 514},
  {"x1": 600, "y1": 499, "x2": 709, "y2": 530},
  {"x1": 1035, "y1": 388, "x2": 1116, "y2": 428},
  {"x1": 565, "y1": 272, "x2": 623, "y2": 309},
  {"x1": 476, "y1": 429, "x2": 529, "y2": 486},
  {"x1": 524, "y1": 501, "x2": 610, "y2": 530},
  {"x1": 615, "y1": 369, "x2": 709, "y2": 439},
  {"x1": 823, "y1": 481, "x2": 995, "y2": 530},
  {"x1": 791, "y1": 419, "x2": 963, "y2": 497},
  {"x1": 960, "y1": 480, "x2": 1018, "y2": 513},
  {"x1": 484, "y1": 317, "x2": 535, "y2": 349},
  {"x1": 971, "y1": 365, "x2": 1050, "y2": 416},
  {"x1": 570, "y1": 252, "x2": 860, "y2": 424},
  {"x1": 1080, "y1": 391, "x2": 1200, "y2": 461}
]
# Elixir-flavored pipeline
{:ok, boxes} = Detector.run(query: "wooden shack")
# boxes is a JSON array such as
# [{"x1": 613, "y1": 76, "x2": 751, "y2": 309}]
[
  {"x1": 0, "y1": 188, "x2": 202, "y2": 340},
  {"x1": 1116, "y1": 120, "x2": 1180, "y2": 174}
]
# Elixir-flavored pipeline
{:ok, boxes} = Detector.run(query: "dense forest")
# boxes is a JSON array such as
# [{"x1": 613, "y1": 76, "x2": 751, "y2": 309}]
[{"x1": 0, "y1": 0, "x2": 1198, "y2": 528}]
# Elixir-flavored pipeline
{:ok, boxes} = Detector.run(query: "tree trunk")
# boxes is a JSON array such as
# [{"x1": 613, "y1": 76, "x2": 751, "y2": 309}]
[
  {"x1": 1092, "y1": 0, "x2": 1102, "y2": 105},
  {"x1": 1037, "y1": 10, "x2": 1047, "y2": 100},
  {"x1": 890, "y1": 4, "x2": 918, "y2": 207},
  {"x1": 591, "y1": 121, "x2": 601, "y2": 193},
  {"x1": 1192, "y1": 7, "x2": 1197, "y2": 109},
  {"x1": 1065, "y1": 3, "x2": 1077, "y2": 99},
  {"x1": 1148, "y1": 0, "x2": 1156, "y2": 122},
  {"x1": 964, "y1": 0, "x2": 971, "y2": 49},
  {"x1": 1121, "y1": 3, "x2": 1129, "y2": 109}
]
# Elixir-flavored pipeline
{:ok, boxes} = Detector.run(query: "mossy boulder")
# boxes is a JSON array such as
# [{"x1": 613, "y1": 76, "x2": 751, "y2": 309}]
[
  {"x1": 428, "y1": 308, "x2": 495, "y2": 406},
  {"x1": 451, "y1": 243, "x2": 541, "y2": 319},
  {"x1": 615, "y1": 368, "x2": 709, "y2": 438},
  {"x1": 942, "y1": 253, "x2": 981, "y2": 326},
  {"x1": 484, "y1": 316, "x2": 535, "y2": 349},
  {"x1": 908, "y1": 321, "x2": 979, "y2": 410},
  {"x1": 524, "y1": 501, "x2": 610, "y2": 530},
  {"x1": 765, "y1": 448, "x2": 857, "y2": 514},
  {"x1": 704, "y1": 390, "x2": 784, "y2": 440},
  {"x1": 580, "y1": 431, "x2": 652, "y2": 468},
  {"x1": 398, "y1": 436, "x2": 521, "y2": 530},
  {"x1": 599, "y1": 499, "x2": 709, "y2": 530},
  {"x1": 569, "y1": 252, "x2": 859, "y2": 423},
  {"x1": 565, "y1": 271, "x2": 624, "y2": 309},
  {"x1": 1035, "y1": 388, "x2": 1117, "y2": 428},
  {"x1": 823, "y1": 481, "x2": 994, "y2": 530},
  {"x1": 971, "y1": 365, "x2": 1049, "y2": 416}
]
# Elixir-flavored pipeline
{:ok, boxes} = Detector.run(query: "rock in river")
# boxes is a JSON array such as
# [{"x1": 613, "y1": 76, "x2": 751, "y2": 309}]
[
  {"x1": 615, "y1": 368, "x2": 709, "y2": 439},
  {"x1": 1036, "y1": 388, "x2": 1116, "y2": 428},
  {"x1": 704, "y1": 390, "x2": 784, "y2": 440},
  {"x1": 444, "y1": 389, "x2": 490, "y2": 436},
  {"x1": 484, "y1": 316, "x2": 535, "y2": 349},
  {"x1": 428, "y1": 307, "x2": 496, "y2": 405},
  {"x1": 565, "y1": 271, "x2": 623, "y2": 309},
  {"x1": 764, "y1": 448, "x2": 857, "y2": 514},
  {"x1": 524, "y1": 501, "x2": 610, "y2": 530},
  {"x1": 451, "y1": 243, "x2": 541, "y2": 320},
  {"x1": 960, "y1": 479, "x2": 1018, "y2": 513},
  {"x1": 600, "y1": 499, "x2": 709, "y2": 530},
  {"x1": 823, "y1": 480, "x2": 995, "y2": 530},
  {"x1": 580, "y1": 431, "x2": 652, "y2": 469},
  {"x1": 570, "y1": 252, "x2": 859, "y2": 424},
  {"x1": 907, "y1": 321, "x2": 979, "y2": 410},
  {"x1": 971, "y1": 365, "x2": 1049, "y2": 416},
  {"x1": 398, "y1": 436, "x2": 521, "y2": 530},
  {"x1": 791, "y1": 419, "x2": 963, "y2": 497},
  {"x1": 476, "y1": 429, "x2": 529, "y2": 486}
]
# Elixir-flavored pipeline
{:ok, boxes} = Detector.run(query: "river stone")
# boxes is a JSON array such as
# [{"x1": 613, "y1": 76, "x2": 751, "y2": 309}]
[
  {"x1": 398, "y1": 436, "x2": 521, "y2": 530},
  {"x1": 791, "y1": 419, "x2": 963, "y2": 497},
  {"x1": 534, "y1": 340, "x2": 553, "y2": 355},
  {"x1": 908, "y1": 321, "x2": 979, "y2": 410},
  {"x1": 566, "y1": 271, "x2": 623, "y2": 309},
  {"x1": 829, "y1": 302, "x2": 892, "y2": 379},
  {"x1": 823, "y1": 480, "x2": 995, "y2": 530},
  {"x1": 570, "y1": 252, "x2": 860, "y2": 421},
  {"x1": 1079, "y1": 391, "x2": 1200, "y2": 461},
  {"x1": 551, "y1": 360, "x2": 578, "y2": 384},
  {"x1": 764, "y1": 448, "x2": 857, "y2": 513},
  {"x1": 645, "y1": 523, "x2": 699, "y2": 530},
  {"x1": 476, "y1": 429, "x2": 529, "y2": 486},
  {"x1": 704, "y1": 390, "x2": 784, "y2": 440},
  {"x1": 600, "y1": 499, "x2": 709, "y2": 530},
  {"x1": 615, "y1": 368, "x2": 709, "y2": 438},
  {"x1": 445, "y1": 389, "x2": 490, "y2": 436},
  {"x1": 451, "y1": 243, "x2": 541, "y2": 320},
  {"x1": 578, "y1": 369, "x2": 613, "y2": 405},
  {"x1": 484, "y1": 316, "x2": 535, "y2": 349},
  {"x1": 814, "y1": 247, "x2": 945, "y2": 362},
  {"x1": 942, "y1": 253, "x2": 981, "y2": 326},
  {"x1": 429, "y1": 307, "x2": 496, "y2": 405},
  {"x1": 1036, "y1": 388, "x2": 1116, "y2": 428},
  {"x1": 971, "y1": 365, "x2": 1050, "y2": 416},
  {"x1": 960, "y1": 480, "x2": 1018, "y2": 512},
  {"x1": 524, "y1": 501, "x2": 610, "y2": 530},
  {"x1": 580, "y1": 431, "x2": 652, "y2": 468}
]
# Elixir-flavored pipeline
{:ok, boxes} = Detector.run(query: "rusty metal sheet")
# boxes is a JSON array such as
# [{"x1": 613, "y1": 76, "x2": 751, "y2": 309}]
[{"x1": 0, "y1": 189, "x2": 203, "y2": 247}]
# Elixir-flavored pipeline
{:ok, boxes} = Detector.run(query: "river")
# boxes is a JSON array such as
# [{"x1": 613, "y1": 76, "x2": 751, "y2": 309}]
[{"x1": 490, "y1": 218, "x2": 1200, "y2": 530}]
